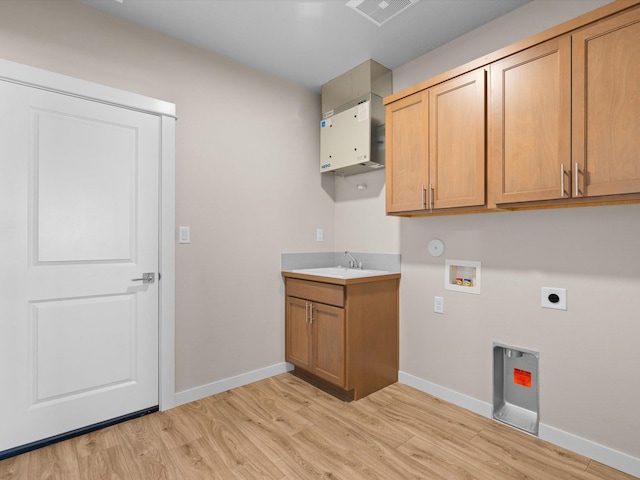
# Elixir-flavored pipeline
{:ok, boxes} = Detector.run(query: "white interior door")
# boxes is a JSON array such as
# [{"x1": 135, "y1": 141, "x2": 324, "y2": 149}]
[{"x1": 0, "y1": 79, "x2": 160, "y2": 452}]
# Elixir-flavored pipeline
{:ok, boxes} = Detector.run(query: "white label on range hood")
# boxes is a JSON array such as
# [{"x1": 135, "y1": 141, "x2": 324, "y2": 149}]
[
  {"x1": 322, "y1": 110, "x2": 334, "y2": 119},
  {"x1": 357, "y1": 102, "x2": 369, "y2": 122}
]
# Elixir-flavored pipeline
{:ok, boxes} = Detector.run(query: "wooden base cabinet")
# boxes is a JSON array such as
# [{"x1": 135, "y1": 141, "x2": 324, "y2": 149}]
[
  {"x1": 283, "y1": 275, "x2": 399, "y2": 401},
  {"x1": 285, "y1": 295, "x2": 345, "y2": 387}
]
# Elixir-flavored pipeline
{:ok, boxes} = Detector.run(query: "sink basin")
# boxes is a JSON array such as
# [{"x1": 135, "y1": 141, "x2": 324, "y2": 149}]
[{"x1": 291, "y1": 267, "x2": 391, "y2": 279}]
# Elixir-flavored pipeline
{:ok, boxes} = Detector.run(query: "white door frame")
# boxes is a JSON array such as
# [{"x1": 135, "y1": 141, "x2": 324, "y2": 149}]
[{"x1": 0, "y1": 58, "x2": 176, "y2": 411}]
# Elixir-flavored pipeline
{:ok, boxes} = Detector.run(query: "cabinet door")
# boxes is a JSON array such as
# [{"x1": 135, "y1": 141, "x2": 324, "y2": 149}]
[
  {"x1": 573, "y1": 7, "x2": 640, "y2": 197},
  {"x1": 312, "y1": 302, "x2": 345, "y2": 387},
  {"x1": 285, "y1": 296, "x2": 312, "y2": 371},
  {"x1": 489, "y1": 36, "x2": 571, "y2": 204},
  {"x1": 429, "y1": 69, "x2": 486, "y2": 209},
  {"x1": 385, "y1": 91, "x2": 429, "y2": 213}
]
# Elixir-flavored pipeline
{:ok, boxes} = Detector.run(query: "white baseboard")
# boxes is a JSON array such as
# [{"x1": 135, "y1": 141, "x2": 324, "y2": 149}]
[
  {"x1": 174, "y1": 362, "x2": 293, "y2": 407},
  {"x1": 539, "y1": 424, "x2": 640, "y2": 479},
  {"x1": 399, "y1": 371, "x2": 493, "y2": 417},
  {"x1": 399, "y1": 371, "x2": 640, "y2": 479}
]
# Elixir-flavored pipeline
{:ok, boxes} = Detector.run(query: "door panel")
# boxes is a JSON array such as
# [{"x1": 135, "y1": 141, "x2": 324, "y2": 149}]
[
  {"x1": 385, "y1": 92, "x2": 429, "y2": 213},
  {"x1": 489, "y1": 36, "x2": 571, "y2": 204},
  {"x1": 572, "y1": 7, "x2": 640, "y2": 197},
  {"x1": 31, "y1": 295, "x2": 135, "y2": 402},
  {"x1": 34, "y1": 110, "x2": 136, "y2": 263},
  {"x1": 429, "y1": 68, "x2": 486, "y2": 209},
  {"x1": 0, "y1": 80, "x2": 160, "y2": 452},
  {"x1": 285, "y1": 296, "x2": 312, "y2": 370},
  {"x1": 313, "y1": 303, "x2": 345, "y2": 387}
]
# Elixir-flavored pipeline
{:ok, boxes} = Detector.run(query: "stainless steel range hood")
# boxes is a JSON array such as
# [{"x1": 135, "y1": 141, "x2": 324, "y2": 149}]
[{"x1": 320, "y1": 60, "x2": 392, "y2": 176}]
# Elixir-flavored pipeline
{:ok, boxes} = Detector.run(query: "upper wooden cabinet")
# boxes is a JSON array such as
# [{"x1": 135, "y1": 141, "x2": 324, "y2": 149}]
[
  {"x1": 491, "y1": 7, "x2": 640, "y2": 207},
  {"x1": 430, "y1": 69, "x2": 486, "y2": 210},
  {"x1": 385, "y1": 91, "x2": 428, "y2": 213},
  {"x1": 489, "y1": 36, "x2": 571, "y2": 205},
  {"x1": 386, "y1": 0, "x2": 640, "y2": 215},
  {"x1": 386, "y1": 69, "x2": 486, "y2": 214},
  {"x1": 572, "y1": 6, "x2": 640, "y2": 198}
]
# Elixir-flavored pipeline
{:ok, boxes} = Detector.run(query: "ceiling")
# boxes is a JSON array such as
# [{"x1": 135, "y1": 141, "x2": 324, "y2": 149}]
[{"x1": 80, "y1": 0, "x2": 531, "y2": 92}]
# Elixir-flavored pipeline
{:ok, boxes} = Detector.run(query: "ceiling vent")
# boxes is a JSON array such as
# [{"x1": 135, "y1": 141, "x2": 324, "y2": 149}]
[{"x1": 346, "y1": 0, "x2": 420, "y2": 27}]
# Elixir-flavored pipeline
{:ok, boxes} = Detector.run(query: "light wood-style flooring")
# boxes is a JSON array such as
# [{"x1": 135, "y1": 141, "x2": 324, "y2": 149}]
[{"x1": 0, "y1": 373, "x2": 635, "y2": 479}]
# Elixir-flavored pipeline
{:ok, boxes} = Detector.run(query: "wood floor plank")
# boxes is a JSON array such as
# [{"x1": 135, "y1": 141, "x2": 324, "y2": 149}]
[
  {"x1": 588, "y1": 460, "x2": 639, "y2": 480},
  {"x1": 307, "y1": 393, "x2": 413, "y2": 450},
  {"x1": 25, "y1": 438, "x2": 79, "y2": 480},
  {"x1": 257, "y1": 376, "x2": 315, "y2": 412},
  {"x1": 214, "y1": 384, "x2": 353, "y2": 479},
  {"x1": 112, "y1": 413, "x2": 180, "y2": 479},
  {"x1": 377, "y1": 383, "x2": 490, "y2": 440},
  {"x1": 118, "y1": 441, "x2": 181, "y2": 480},
  {"x1": 73, "y1": 423, "x2": 120, "y2": 459},
  {"x1": 143, "y1": 408, "x2": 202, "y2": 451},
  {"x1": 77, "y1": 445, "x2": 132, "y2": 480},
  {"x1": 0, "y1": 454, "x2": 29, "y2": 479},
  {"x1": 166, "y1": 437, "x2": 237, "y2": 480},
  {"x1": 113, "y1": 414, "x2": 165, "y2": 460},
  {"x1": 214, "y1": 393, "x2": 351, "y2": 480},
  {"x1": 196, "y1": 403, "x2": 285, "y2": 479},
  {"x1": 398, "y1": 433, "x2": 527, "y2": 480},
  {"x1": 294, "y1": 411, "x2": 442, "y2": 480},
  {"x1": 212, "y1": 394, "x2": 291, "y2": 464},
  {"x1": 291, "y1": 426, "x2": 392, "y2": 480},
  {"x1": 226, "y1": 382, "x2": 314, "y2": 436},
  {"x1": 0, "y1": 373, "x2": 637, "y2": 480},
  {"x1": 470, "y1": 423, "x2": 610, "y2": 480}
]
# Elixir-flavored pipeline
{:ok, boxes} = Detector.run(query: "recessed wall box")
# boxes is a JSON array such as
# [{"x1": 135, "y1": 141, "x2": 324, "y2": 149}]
[
  {"x1": 493, "y1": 343, "x2": 539, "y2": 436},
  {"x1": 445, "y1": 259, "x2": 481, "y2": 294},
  {"x1": 320, "y1": 60, "x2": 391, "y2": 176}
]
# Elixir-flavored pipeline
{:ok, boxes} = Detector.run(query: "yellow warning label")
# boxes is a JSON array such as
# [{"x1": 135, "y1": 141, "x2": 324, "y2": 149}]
[{"x1": 514, "y1": 368, "x2": 532, "y2": 388}]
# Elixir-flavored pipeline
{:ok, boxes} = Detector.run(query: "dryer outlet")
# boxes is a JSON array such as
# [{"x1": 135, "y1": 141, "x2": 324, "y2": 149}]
[{"x1": 541, "y1": 287, "x2": 566, "y2": 310}]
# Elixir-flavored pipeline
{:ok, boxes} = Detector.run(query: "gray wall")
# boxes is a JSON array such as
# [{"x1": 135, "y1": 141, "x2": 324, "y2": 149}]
[
  {"x1": 0, "y1": 0, "x2": 334, "y2": 393},
  {"x1": 334, "y1": 0, "x2": 640, "y2": 461}
]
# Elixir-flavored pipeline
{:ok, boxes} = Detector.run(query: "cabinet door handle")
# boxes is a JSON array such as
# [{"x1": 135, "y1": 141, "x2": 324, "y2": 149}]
[
  {"x1": 309, "y1": 303, "x2": 314, "y2": 324},
  {"x1": 560, "y1": 163, "x2": 566, "y2": 198},
  {"x1": 421, "y1": 184, "x2": 426, "y2": 209},
  {"x1": 429, "y1": 184, "x2": 434, "y2": 212},
  {"x1": 574, "y1": 162, "x2": 579, "y2": 197},
  {"x1": 305, "y1": 302, "x2": 309, "y2": 324}
]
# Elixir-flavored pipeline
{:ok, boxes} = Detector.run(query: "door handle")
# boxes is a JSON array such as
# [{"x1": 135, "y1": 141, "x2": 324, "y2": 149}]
[{"x1": 131, "y1": 272, "x2": 155, "y2": 284}]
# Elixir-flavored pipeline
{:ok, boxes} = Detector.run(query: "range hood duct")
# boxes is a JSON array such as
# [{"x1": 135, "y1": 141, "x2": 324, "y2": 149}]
[{"x1": 320, "y1": 59, "x2": 392, "y2": 176}]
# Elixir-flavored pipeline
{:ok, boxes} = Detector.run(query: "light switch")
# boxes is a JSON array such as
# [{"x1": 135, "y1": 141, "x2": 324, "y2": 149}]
[{"x1": 178, "y1": 226, "x2": 190, "y2": 244}]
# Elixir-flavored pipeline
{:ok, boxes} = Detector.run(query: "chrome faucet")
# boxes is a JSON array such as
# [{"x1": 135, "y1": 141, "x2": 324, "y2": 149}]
[{"x1": 344, "y1": 251, "x2": 362, "y2": 269}]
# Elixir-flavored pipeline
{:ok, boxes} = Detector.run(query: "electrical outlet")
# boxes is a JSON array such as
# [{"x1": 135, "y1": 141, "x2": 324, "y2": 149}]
[
  {"x1": 316, "y1": 228, "x2": 324, "y2": 242},
  {"x1": 434, "y1": 296, "x2": 444, "y2": 314},
  {"x1": 541, "y1": 287, "x2": 566, "y2": 310}
]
